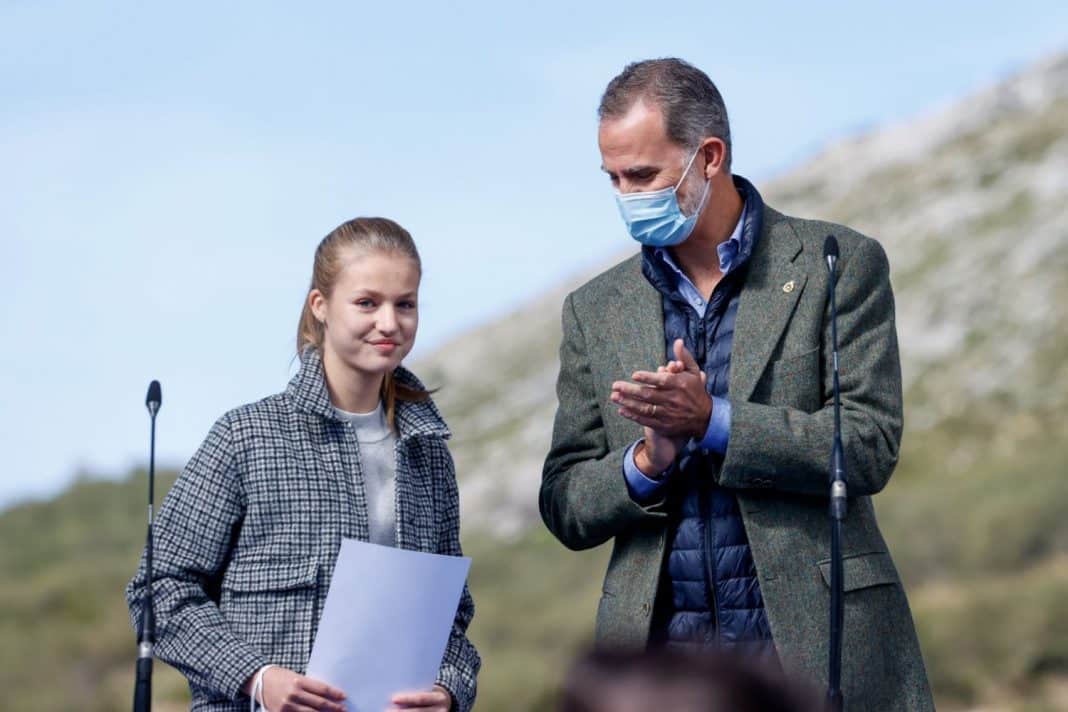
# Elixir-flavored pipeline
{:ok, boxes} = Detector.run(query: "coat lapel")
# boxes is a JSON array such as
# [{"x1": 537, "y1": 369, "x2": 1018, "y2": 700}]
[
  {"x1": 609, "y1": 256, "x2": 665, "y2": 377},
  {"x1": 731, "y1": 207, "x2": 807, "y2": 402}
]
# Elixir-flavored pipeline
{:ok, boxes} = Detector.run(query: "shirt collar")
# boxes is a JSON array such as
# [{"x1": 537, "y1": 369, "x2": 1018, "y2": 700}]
[{"x1": 654, "y1": 199, "x2": 748, "y2": 279}]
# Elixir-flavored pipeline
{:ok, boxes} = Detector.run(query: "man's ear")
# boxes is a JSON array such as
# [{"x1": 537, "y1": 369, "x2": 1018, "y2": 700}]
[{"x1": 701, "y1": 137, "x2": 727, "y2": 178}]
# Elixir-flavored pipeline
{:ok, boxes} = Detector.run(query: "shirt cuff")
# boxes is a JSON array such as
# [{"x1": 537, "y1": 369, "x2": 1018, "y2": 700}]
[
  {"x1": 695, "y1": 396, "x2": 732, "y2": 454},
  {"x1": 622, "y1": 439, "x2": 672, "y2": 503}
]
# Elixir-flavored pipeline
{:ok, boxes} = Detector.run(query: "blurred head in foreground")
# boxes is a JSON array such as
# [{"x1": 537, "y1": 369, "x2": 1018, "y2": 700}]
[{"x1": 559, "y1": 647, "x2": 823, "y2": 712}]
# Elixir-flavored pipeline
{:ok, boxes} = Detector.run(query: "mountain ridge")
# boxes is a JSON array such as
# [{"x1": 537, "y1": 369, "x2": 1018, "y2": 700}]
[{"x1": 418, "y1": 51, "x2": 1068, "y2": 537}]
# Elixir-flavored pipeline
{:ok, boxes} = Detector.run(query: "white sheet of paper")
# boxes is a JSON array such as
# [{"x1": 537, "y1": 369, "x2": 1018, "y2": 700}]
[{"x1": 305, "y1": 539, "x2": 470, "y2": 712}]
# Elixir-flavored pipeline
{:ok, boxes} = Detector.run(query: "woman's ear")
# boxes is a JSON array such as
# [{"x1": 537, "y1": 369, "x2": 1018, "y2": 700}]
[{"x1": 309, "y1": 289, "x2": 327, "y2": 323}]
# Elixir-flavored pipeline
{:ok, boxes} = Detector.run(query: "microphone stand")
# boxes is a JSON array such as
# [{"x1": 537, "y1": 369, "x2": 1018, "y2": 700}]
[
  {"x1": 824, "y1": 237, "x2": 846, "y2": 712},
  {"x1": 134, "y1": 381, "x2": 161, "y2": 712}
]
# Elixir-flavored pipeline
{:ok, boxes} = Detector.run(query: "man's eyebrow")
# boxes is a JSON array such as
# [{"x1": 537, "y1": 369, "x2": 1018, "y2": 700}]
[{"x1": 600, "y1": 164, "x2": 659, "y2": 177}]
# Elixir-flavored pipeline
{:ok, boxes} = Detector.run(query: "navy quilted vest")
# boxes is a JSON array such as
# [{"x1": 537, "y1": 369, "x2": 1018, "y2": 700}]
[{"x1": 642, "y1": 176, "x2": 774, "y2": 657}]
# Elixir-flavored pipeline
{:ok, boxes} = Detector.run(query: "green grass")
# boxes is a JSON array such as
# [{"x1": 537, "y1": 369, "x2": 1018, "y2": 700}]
[{"x1": 2, "y1": 405, "x2": 1064, "y2": 711}]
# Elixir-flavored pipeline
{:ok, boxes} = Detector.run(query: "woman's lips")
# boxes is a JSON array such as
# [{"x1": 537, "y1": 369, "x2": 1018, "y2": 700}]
[{"x1": 371, "y1": 341, "x2": 398, "y2": 353}]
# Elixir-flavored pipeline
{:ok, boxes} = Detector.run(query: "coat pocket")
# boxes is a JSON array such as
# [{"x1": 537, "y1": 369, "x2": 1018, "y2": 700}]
[
  {"x1": 220, "y1": 556, "x2": 320, "y2": 670},
  {"x1": 816, "y1": 551, "x2": 899, "y2": 592},
  {"x1": 755, "y1": 346, "x2": 821, "y2": 411}
]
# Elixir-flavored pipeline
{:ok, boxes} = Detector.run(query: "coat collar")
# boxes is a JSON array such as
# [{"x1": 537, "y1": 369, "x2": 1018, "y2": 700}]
[{"x1": 287, "y1": 347, "x2": 450, "y2": 440}]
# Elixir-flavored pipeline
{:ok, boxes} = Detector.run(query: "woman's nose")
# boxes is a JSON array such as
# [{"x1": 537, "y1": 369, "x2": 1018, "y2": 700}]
[{"x1": 376, "y1": 306, "x2": 398, "y2": 333}]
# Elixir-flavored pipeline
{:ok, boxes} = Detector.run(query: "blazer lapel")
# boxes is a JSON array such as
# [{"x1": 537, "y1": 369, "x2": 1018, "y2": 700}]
[
  {"x1": 609, "y1": 257, "x2": 665, "y2": 377},
  {"x1": 731, "y1": 207, "x2": 807, "y2": 402}
]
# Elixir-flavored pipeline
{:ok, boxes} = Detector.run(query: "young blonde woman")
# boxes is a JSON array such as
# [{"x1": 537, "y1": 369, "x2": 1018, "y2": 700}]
[{"x1": 127, "y1": 218, "x2": 479, "y2": 712}]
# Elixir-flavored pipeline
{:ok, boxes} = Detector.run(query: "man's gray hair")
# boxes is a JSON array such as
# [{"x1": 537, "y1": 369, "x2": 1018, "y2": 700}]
[{"x1": 598, "y1": 58, "x2": 732, "y2": 170}]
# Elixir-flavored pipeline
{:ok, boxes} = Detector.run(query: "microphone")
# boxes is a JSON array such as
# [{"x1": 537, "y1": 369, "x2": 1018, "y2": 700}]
[
  {"x1": 824, "y1": 234, "x2": 839, "y2": 273},
  {"x1": 146, "y1": 380, "x2": 161, "y2": 417},
  {"x1": 823, "y1": 235, "x2": 846, "y2": 712},
  {"x1": 134, "y1": 380, "x2": 162, "y2": 712}
]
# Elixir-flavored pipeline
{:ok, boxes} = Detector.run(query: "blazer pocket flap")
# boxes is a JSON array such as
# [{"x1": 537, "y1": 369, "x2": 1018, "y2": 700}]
[
  {"x1": 767, "y1": 346, "x2": 820, "y2": 379},
  {"x1": 222, "y1": 557, "x2": 319, "y2": 593},
  {"x1": 818, "y1": 551, "x2": 897, "y2": 592}
]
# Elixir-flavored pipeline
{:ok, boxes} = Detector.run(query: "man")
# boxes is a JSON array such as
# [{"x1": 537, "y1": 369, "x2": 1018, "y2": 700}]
[{"x1": 540, "y1": 58, "x2": 933, "y2": 711}]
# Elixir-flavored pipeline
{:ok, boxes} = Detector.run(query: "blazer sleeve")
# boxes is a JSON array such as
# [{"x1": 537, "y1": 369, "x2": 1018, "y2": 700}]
[
  {"x1": 720, "y1": 237, "x2": 903, "y2": 497},
  {"x1": 540, "y1": 291, "x2": 667, "y2": 551},
  {"x1": 125, "y1": 413, "x2": 268, "y2": 700},
  {"x1": 434, "y1": 449, "x2": 481, "y2": 712}
]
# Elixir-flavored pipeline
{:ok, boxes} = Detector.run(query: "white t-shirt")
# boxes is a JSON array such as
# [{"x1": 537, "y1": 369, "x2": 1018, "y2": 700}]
[{"x1": 335, "y1": 402, "x2": 397, "y2": 548}]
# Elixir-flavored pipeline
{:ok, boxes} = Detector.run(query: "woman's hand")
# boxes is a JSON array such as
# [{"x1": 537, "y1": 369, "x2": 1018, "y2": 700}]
[
  {"x1": 257, "y1": 666, "x2": 347, "y2": 712},
  {"x1": 387, "y1": 684, "x2": 452, "y2": 711}
]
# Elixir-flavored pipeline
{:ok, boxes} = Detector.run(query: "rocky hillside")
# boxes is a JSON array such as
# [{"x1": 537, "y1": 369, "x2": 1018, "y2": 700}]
[
  {"x1": 421, "y1": 52, "x2": 1068, "y2": 540},
  {"x1": 418, "y1": 52, "x2": 1068, "y2": 710},
  {"x1": 2, "y1": 52, "x2": 1065, "y2": 712}
]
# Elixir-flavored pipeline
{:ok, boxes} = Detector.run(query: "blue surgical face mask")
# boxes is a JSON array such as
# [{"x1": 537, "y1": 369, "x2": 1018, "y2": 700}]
[{"x1": 614, "y1": 147, "x2": 711, "y2": 247}]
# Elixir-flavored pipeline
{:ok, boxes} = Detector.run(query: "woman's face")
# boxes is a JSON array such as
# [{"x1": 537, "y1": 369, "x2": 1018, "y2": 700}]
[{"x1": 311, "y1": 248, "x2": 420, "y2": 379}]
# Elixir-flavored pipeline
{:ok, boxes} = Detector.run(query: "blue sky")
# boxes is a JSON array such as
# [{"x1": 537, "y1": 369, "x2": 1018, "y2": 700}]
[{"x1": 2, "y1": 1, "x2": 1066, "y2": 506}]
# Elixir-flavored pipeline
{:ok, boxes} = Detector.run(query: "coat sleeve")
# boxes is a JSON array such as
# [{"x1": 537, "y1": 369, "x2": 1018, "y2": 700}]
[
  {"x1": 720, "y1": 237, "x2": 903, "y2": 497},
  {"x1": 540, "y1": 292, "x2": 668, "y2": 552},
  {"x1": 125, "y1": 413, "x2": 268, "y2": 700},
  {"x1": 434, "y1": 449, "x2": 481, "y2": 712}
]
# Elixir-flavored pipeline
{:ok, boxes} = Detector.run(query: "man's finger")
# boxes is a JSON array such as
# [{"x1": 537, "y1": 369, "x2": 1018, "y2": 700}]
[
  {"x1": 627, "y1": 371, "x2": 672, "y2": 388},
  {"x1": 618, "y1": 407, "x2": 661, "y2": 429},
  {"x1": 613, "y1": 394, "x2": 670, "y2": 415},
  {"x1": 673, "y1": 338, "x2": 702, "y2": 374},
  {"x1": 612, "y1": 380, "x2": 668, "y2": 400}
]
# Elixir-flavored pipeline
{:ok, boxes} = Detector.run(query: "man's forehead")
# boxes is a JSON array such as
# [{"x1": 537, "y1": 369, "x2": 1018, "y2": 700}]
[
  {"x1": 598, "y1": 100, "x2": 681, "y2": 170},
  {"x1": 599, "y1": 100, "x2": 668, "y2": 143}
]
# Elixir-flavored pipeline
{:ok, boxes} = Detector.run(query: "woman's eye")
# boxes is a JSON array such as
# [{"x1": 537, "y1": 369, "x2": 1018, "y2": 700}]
[
  {"x1": 355, "y1": 299, "x2": 375, "y2": 308},
  {"x1": 399, "y1": 301, "x2": 417, "y2": 310}
]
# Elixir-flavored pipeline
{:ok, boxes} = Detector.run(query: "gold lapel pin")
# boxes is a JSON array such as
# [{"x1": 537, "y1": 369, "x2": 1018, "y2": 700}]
[{"x1": 782, "y1": 280, "x2": 796, "y2": 293}]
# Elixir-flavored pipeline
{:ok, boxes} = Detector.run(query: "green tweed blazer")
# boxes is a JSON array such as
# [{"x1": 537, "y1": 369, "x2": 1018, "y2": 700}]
[{"x1": 540, "y1": 205, "x2": 934, "y2": 711}]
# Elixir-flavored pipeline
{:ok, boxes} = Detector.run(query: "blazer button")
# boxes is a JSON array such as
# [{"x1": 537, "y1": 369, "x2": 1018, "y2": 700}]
[{"x1": 641, "y1": 602, "x2": 650, "y2": 616}]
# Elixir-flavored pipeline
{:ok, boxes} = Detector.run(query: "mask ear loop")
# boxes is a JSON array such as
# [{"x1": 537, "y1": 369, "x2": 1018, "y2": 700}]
[
  {"x1": 677, "y1": 144, "x2": 713, "y2": 220},
  {"x1": 674, "y1": 145, "x2": 706, "y2": 191}
]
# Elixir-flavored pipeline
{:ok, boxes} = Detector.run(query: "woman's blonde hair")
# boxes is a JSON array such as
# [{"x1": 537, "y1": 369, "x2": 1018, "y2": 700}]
[{"x1": 297, "y1": 217, "x2": 430, "y2": 427}]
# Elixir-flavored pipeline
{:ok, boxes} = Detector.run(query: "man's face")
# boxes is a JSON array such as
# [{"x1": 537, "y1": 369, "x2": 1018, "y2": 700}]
[{"x1": 598, "y1": 99, "x2": 712, "y2": 216}]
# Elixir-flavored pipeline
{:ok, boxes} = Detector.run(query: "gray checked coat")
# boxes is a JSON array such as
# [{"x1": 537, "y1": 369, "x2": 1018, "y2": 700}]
[
  {"x1": 541, "y1": 204, "x2": 934, "y2": 711},
  {"x1": 126, "y1": 348, "x2": 479, "y2": 712}
]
